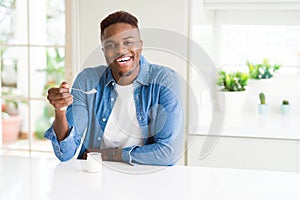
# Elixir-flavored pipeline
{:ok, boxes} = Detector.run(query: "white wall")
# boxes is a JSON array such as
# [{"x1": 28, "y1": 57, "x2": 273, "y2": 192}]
[{"x1": 77, "y1": 0, "x2": 189, "y2": 75}]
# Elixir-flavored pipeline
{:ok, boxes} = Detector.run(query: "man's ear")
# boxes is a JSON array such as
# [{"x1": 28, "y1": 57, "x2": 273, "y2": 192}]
[
  {"x1": 139, "y1": 40, "x2": 143, "y2": 48},
  {"x1": 136, "y1": 40, "x2": 143, "y2": 51},
  {"x1": 101, "y1": 40, "x2": 105, "y2": 52}
]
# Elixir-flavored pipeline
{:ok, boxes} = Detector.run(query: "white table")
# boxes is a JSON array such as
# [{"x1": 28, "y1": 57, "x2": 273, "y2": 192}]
[{"x1": 1, "y1": 155, "x2": 300, "y2": 200}]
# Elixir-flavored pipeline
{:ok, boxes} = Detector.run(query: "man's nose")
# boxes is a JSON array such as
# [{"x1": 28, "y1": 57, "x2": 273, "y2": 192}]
[{"x1": 115, "y1": 43, "x2": 127, "y2": 54}]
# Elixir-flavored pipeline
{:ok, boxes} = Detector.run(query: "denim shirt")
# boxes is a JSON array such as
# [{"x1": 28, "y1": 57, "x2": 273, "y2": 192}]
[{"x1": 44, "y1": 55, "x2": 183, "y2": 166}]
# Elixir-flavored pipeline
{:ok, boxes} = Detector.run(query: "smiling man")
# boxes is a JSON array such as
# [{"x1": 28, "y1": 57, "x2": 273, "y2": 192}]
[{"x1": 45, "y1": 11, "x2": 183, "y2": 166}]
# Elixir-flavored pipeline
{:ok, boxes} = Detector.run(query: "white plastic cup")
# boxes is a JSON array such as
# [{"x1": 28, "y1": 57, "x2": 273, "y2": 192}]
[{"x1": 87, "y1": 152, "x2": 102, "y2": 173}]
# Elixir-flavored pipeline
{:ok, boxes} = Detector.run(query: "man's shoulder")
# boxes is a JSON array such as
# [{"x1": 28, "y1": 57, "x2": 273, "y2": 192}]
[
  {"x1": 147, "y1": 63, "x2": 178, "y2": 80},
  {"x1": 149, "y1": 63, "x2": 174, "y2": 72},
  {"x1": 75, "y1": 65, "x2": 109, "y2": 86}
]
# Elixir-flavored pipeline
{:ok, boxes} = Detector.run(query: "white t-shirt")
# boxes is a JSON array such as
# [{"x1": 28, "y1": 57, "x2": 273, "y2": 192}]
[{"x1": 101, "y1": 83, "x2": 144, "y2": 149}]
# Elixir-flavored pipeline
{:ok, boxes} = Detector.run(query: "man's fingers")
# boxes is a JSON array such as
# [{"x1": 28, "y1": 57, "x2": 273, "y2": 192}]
[
  {"x1": 47, "y1": 95, "x2": 73, "y2": 104},
  {"x1": 47, "y1": 90, "x2": 71, "y2": 100},
  {"x1": 82, "y1": 150, "x2": 90, "y2": 159},
  {"x1": 60, "y1": 81, "x2": 70, "y2": 89},
  {"x1": 47, "y1": 82, "x2": 73, "y2": 111}
]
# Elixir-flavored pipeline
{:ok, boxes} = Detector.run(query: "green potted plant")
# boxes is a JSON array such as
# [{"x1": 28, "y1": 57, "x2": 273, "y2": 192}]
[
  {"x1": 258, "y1": 92, "x2": 268, "y2": 115},
  {"x1": 247, "y1": 58, "x2": 280, "y2": 79},
  {"x1": 281, "y1": 100, "x2": 290, "y2": 115},
  {"x1": 217, "y1": 70, "x2": 249, "y2": 92},
  {"x1": 217, "y1": 70, "x2": 249, "y2": 114}
]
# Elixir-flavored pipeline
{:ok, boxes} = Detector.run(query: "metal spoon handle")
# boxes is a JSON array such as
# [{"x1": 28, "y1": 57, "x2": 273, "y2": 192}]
[{"x1": 71, "y1": 88, "x2": 97, "y2": 94}]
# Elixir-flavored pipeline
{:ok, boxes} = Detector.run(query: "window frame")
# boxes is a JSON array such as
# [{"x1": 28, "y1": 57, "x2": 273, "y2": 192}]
[{"x1": 0, "y1": 0, "x2": 74, "y2": 154}]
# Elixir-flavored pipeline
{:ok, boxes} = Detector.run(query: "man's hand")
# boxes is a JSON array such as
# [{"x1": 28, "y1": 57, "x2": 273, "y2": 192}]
[
  {"x1": 82, "y1": 148, "x2": 123, "y2": 162},
  {"x1": 47, "y1": 82, "x2": 73, "y2": 111}
]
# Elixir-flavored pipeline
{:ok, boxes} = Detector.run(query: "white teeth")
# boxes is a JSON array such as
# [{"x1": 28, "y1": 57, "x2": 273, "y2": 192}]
[{"x1": 117, "y1": 56, "x2": 130, "y2": 62}]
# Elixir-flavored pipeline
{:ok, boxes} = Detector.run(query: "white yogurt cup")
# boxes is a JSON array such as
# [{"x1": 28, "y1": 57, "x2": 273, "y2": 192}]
[{"x1": 87, "y1": 152, "x2": 102, "y2": 173}]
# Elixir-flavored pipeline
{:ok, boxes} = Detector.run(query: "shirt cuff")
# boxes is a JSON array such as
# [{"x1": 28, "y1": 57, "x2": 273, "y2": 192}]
[
  {"x1": 44, "y1": 125, "x2": 76, "y2": 161},
  {"x1": 44, "y1": 125, "x2": 60, "y2": 145},
  {"x1": 122, "y1": 146, "x2": 138, "y2": 166}
]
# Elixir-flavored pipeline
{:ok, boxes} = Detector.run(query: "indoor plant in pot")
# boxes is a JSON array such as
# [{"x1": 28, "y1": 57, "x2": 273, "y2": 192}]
[
  {"x1": 1, "y1": 87, "x2": 24, "y2": 143},
  {"x1": 258, "y1": 92, "x2": 268, "y2": 115},
  {"x1": 280, "y1": 100, "x2": 290, "y2": 115},
  {"x1": 2, "y1": 99, "x2": 21, "y2": 143},
  {"x1": 217, "y1": 70, "x2": 249, "y2": 114},
  {"x1": 247, "y1": 58, "x2": 280, "y2": 80},
  {"x1": 247, "y1": 58, "x2": 281, "y2": 97}
]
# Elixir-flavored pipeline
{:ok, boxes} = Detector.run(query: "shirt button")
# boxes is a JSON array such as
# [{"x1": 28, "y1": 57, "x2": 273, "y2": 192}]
[
  {"x1": 112, "y1": 82, "x2": 115, "y2": 86},
  {"x1": 97, "y1": 137, "x2": 101, "y2": 140},
  {"x1": 102, "y1": 118, "x2": 106, "y2": 122},
  {"x1": 111, "y1": 97, "x2": 114, "y2": 101}
]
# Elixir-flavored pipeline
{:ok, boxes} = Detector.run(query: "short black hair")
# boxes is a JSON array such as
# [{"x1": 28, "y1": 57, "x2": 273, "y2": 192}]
[{"x1": 100, "y1": 11, "x2": 139, "y2": 35}]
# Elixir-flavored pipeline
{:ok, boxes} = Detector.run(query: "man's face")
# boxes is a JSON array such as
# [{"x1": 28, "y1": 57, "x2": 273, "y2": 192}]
[{"x1": 101, "y1": 23, "x2": 143, "y2": 83}]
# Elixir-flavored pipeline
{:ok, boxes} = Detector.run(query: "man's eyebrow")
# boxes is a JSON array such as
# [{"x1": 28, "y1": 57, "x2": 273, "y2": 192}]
[
  {"x1": 103, "y1": 36, "x2": 134, "y2": 42},
  {"x1": 103, "y1": 39, "x2": 114, "y2": 43},
  {"x1": 123, "y1": 36, "x2": 135, "y2": 40}
]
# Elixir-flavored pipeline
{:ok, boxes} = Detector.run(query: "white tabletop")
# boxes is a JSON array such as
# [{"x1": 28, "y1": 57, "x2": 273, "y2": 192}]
[{"x1": 1, "y1": 155, "x2": 300, "y2": 200}]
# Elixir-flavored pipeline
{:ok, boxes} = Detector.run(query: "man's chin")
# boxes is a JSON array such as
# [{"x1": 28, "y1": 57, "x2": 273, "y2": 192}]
[{"x1": 118, "y1": 69, "x2": 134, "y2": 77}]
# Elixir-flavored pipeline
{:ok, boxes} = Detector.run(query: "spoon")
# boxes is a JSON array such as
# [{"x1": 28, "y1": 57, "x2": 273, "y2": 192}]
[{"x1": 71, "y1": 88, "x2": 97, "y2": 94}]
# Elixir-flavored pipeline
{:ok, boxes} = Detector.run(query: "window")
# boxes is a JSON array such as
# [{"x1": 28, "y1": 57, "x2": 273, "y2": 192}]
[
  {"x1": 1, "y1": 0, "x2": 70, "y2": 156},
  {"x1": 189, "y1": 4, "x2": 300, "y2": 133},
  {"x1": 219, "y1": 25, "x2": 300, "y2": 68}
]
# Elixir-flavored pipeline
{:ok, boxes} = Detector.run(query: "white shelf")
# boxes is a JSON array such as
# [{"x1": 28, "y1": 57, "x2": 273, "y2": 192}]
[{"x1": 189, "y1": 112, "x2": 300, "y2": 140}]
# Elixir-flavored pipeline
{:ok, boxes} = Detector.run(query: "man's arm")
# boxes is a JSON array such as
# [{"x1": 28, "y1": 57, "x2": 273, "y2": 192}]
[
  {"x1": 53, "y1": 110, "x2": 69, "y2": 142},
  {"x1": 47, "y1": 82, "x2": 73, "y2": 141},
  {"x1": 82, "y1": 148, "x2": 123, "y2": 162}
]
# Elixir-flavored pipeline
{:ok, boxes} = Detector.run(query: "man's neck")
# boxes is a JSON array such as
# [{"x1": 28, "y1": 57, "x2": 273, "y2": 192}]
[
  {"x1": 113, "y1": 65, "x2": 140, "y2": 86},
  {"x1": 116, "y1": 77, "x2": 135, "y2": 85}
]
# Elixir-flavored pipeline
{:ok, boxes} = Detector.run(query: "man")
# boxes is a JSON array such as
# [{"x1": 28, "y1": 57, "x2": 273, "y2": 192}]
[{"x1": 45, "y1": 11, "x2": 183, "y2": 166}]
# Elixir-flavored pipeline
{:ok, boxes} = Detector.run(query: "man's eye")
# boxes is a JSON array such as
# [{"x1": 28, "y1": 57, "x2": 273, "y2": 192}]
[
  {"x1": 124, "y1": 41, "x2": 133, "y2": 46},
  {"x1": 105, "y1": 43, "x2": 115, "y2": 49}
]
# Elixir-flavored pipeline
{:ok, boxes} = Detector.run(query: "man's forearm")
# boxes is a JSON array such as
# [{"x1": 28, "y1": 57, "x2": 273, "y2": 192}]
[
  {"x1": 82, "y1": 148, "x2": 123, "y2": 162},
  {"x1": 104, "y1": 148, "x2": 123, "y2": 162},
  {"x1": 53, "y1": 110, "x2": 69, "y2": 142}
]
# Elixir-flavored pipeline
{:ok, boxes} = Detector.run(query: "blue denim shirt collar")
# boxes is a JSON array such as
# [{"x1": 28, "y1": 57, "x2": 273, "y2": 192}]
[
  {"x1": 104, "y1": 68, "x2": 115, "y2": 87},
  {"x1": 135, "y1": 55, "x2": 150, "y2": 86},
  {"x1": 103, "y1": 55, "x2": 150, "y2": 87}
]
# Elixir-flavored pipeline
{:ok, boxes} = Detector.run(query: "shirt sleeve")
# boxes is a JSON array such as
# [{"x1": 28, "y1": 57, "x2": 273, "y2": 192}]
[
  {"x1": 121, "y1": 145, "x2": 138, "y2": 166},
  {"x1": 44, "y1": 124, "x2": 79, "y2": 161},
  {"x1": 44, "y1": 70, "x2": 90, "y2": 162}
]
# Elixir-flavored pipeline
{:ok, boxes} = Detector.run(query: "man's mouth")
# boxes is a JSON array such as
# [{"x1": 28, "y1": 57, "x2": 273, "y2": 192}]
[{"x1": 116, "y1": 56, "x2": 131, "y2": 63}]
